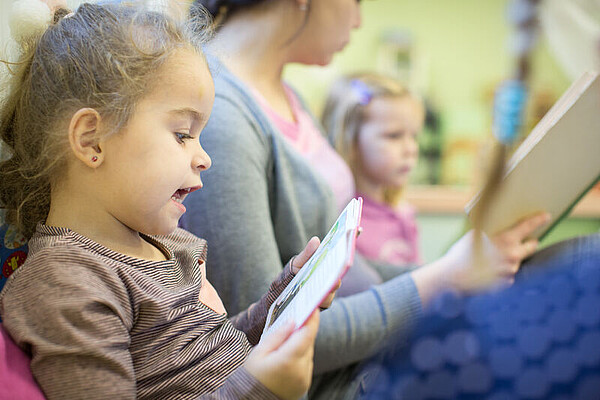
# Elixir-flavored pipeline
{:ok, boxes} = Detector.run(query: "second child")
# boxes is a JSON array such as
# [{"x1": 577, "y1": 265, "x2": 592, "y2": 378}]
[{"x1": 323, "y1": 73, "x2": 424, "y2": 269}]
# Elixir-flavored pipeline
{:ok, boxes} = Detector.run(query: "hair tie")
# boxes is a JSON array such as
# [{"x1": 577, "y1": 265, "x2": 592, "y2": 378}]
[
  {"x1": 9, "y1": 0, "x2": 53, "y2": 43},
  {"x1": 350, "y1": 79, "x2": 373, "y2": 106}
]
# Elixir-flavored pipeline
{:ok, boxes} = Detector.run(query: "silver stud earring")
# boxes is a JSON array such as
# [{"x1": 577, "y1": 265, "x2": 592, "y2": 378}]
[{"x1": 299, "y1": 3, "x2": 307, "y2": 11}]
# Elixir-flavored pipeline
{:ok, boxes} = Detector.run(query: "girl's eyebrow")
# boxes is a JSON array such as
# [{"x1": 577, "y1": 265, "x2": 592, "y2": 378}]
[{"x1": 168, "y1": 108, "x2": 207, "y2": 125}]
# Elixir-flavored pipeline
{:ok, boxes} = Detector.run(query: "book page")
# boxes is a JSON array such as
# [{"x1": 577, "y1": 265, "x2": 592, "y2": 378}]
[
  {"x1": 507, "y1": 71, "x2": 598, "y2": 170},
  {"x1": 261, "y1": 197, "x2": 363, "y2": 340},
  {"x1": 465, "y1": 71, "x2": 600, "y2": 239}
]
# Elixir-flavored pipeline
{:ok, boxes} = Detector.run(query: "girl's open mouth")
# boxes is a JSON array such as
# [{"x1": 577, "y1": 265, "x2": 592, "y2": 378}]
[{"x1": 171, "y1": 186, "x2": 201, "y2": 209}]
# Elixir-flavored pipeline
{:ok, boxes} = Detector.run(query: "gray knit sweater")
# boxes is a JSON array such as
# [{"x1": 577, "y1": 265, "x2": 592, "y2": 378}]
[{"x1": 181, "y1": 55, "x2": 423, "y2": 374}]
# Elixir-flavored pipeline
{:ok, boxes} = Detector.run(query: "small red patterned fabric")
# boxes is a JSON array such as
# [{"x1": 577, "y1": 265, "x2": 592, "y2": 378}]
[{"x1": 0, "y1": 213, "x2": 29, "y2": 293}]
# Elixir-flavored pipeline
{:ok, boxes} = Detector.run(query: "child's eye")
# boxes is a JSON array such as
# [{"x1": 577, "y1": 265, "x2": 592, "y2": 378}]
[
  {"x1": 384, "y1": 132, "x2": 403, "y2": 140},
  {"x1": 174, "y1": 132, "x2": 193, "y2": 143}
]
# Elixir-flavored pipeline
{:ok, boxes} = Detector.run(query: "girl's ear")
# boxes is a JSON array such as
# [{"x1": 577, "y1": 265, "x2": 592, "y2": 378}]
[{"x1": 68, "y1": 108, "x2": 104, "y2": 168}]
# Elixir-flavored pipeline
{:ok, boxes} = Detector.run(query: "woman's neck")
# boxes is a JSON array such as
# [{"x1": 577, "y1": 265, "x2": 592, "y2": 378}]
[
  {"x1": 208, "y1": 21, "x2": 286, "y2": 86},
  {"x1": 207, "y1": 11, "x2": 300, "y2": 121}
]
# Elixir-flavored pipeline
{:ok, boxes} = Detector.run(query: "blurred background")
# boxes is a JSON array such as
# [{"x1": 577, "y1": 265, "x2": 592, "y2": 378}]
[
  {"x1": 1, "y1": 0, "x2": 599, "y2": 262},
  {"x1": 283, "y1": 0, "x2": 600, "y2": 262}
]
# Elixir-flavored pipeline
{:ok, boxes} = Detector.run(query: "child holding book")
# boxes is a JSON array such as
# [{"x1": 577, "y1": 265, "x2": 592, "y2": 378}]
[
  {"x1": 323, "y1": 73, "x2": 423, "y2": 270},
  {"x1": 0, "y1": 1, "x2": 337, "y2": 399}
]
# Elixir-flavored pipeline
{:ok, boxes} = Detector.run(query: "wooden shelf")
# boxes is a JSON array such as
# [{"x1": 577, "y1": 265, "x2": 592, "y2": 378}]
[{"x1": 404, "y1": 185, "x2": 600, "y2": 218}]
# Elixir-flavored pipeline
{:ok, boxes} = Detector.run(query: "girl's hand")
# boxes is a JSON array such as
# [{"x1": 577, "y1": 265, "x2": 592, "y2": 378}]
[
  {"x1": 412, "y1": 212, "x2": 551, "y2": 305},
  {"x1": 289, "y1": 236, "x2": 340, "y2": 310},
  {"x1": 289, "y1": 236, "x2": 320, "y2": 275},
  {"x1": 319, "y1": 279, "x2": 341, "y2": 310},
  {"x1": 244, "y1": 311, "x2": 320, "y2": 400}
]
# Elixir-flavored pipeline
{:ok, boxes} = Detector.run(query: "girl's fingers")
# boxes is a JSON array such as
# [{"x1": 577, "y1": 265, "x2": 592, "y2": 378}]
[
  {"x1": 320, "y1": 279, "x2": 341, "y2": 309},
  {"x1": 333, "y1": 279, "x2": 342, "y2": 291},
  {"x1": 257, "y1": 320, "x2": 296, "y2": 353},
  {"x1": 275, "y1": 311, "x2": 319, "y2": 358},
  {"x1": 291, "y1": 237, "x2": 320, "y2": 272},
  {"x1": 303, "y1": 310, "x2": 320, "y2": 332}
]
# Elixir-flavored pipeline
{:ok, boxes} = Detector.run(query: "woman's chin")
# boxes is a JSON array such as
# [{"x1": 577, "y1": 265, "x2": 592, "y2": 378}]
[
  {"x1": 300, "y1": 49, "x2": 337, "y2": 66},
  {"x1": 306, "y1": 55, "x2": 333, "y2": 67}
]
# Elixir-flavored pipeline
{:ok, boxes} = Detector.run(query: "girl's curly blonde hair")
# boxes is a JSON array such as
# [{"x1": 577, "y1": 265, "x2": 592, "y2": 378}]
[{"x1": 0, "y1": 1, "x2": 211, "y2": 238}]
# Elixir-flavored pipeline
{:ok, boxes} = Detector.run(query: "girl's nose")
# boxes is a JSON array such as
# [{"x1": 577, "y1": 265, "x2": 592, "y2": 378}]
[
  {"x1": 194, "y1": 145, "x2": 212, "y2": 171},
  {"x1": 404, "y1": 137, "x2": 419, "y2": 157}
]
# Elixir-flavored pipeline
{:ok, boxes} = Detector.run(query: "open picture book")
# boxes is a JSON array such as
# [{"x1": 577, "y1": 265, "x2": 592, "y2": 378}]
[
  {"x1": 465, "y1": 71, "x2": 600, "y2": 240},
  {"x1": 261, "y1": 197, "x2": 363, "y2": 340}
]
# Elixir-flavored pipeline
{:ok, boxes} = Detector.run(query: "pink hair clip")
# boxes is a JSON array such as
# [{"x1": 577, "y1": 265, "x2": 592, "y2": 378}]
[{"x1": 350, "y1": 80, "x2": 373, "y2": 106}]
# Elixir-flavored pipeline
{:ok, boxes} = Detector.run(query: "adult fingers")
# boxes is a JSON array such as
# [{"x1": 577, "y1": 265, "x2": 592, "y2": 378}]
[
  {"x1": 504, "y1": 212, "x2": 551, "y2": 242},
  {"x1": 518, "y1": 238, "x2": 540, "y2": 260}
]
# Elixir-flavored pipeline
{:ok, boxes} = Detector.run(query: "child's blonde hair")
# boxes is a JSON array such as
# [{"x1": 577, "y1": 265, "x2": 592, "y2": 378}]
[
  {"x1": 0, "y1": 1, "x2": 211, "y2": 239},
  {"x1": 322, "y1": 72, "x2": 423, "y2": 206}
]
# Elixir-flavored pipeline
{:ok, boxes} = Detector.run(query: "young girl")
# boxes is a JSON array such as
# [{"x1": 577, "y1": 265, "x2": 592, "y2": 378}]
[
  {"x1": 323, "y1": 73, "x2": 423, "y2": 269},
  {"x1": 0, "y1": 2, "x2": 335, "y2": 399}
]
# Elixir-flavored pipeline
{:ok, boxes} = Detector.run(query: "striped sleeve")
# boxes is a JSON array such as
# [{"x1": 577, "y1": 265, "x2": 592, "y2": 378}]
[
  {"x1": 1, "y1": 248, "x2": 137, "y2": 400},
  {"x1": 205, "y1": 368, "x2": 281, "y2": 400},
  {"x1": 230, "y1": 260, "x2": 296, "y2": 345}
]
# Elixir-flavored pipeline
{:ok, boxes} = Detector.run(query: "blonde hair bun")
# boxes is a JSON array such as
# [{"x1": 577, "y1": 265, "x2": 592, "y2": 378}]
[{"x1": 9, "y1": 0, "x2": 53, "y2": 44}]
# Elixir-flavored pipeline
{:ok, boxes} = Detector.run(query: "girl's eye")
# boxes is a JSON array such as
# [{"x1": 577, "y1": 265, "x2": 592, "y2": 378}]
[
  {"x1": 175, "y1": 132, "x2": 193, "y2": 143},
  {"x1": 384, "y1": 132, "x2": 403, "y2": 140}
]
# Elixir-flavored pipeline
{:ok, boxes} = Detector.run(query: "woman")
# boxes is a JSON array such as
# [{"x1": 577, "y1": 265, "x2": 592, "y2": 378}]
[{"x1": 181, "y1": 0, "x2": 554, "y2": 397}]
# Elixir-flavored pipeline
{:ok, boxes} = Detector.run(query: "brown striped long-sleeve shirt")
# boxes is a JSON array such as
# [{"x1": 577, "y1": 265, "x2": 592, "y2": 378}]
[{"x1": 0, "y1": 225, "x2": 294, "y2": 399}]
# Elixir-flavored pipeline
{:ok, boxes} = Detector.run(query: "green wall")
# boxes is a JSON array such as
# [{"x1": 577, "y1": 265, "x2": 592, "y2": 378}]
[
  {"x1": 417, "y1": 214, "x2": 600, "y2": 263},
  {"x1": 284, "y1": 0, "x2": 598, "y2": 262},
  {"x1": 285, "y1": 0, "x2": 571, "y2": 146}
]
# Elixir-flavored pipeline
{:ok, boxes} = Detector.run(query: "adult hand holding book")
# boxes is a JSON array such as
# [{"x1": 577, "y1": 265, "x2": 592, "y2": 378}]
[
  {"x1": 411, "y1": 211, "x2": 551, "y2": 305},
  {"x1": 466, "y1": 71, "x2": 600, "y2": 240}
]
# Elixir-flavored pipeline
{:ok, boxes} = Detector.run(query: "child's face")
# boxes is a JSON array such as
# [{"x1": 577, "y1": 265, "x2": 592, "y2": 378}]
[
  {"x1": 355, "y1": 96, "x2": 424, "y2": 191},
  {"x1": 97, "y1": 49, "x2": 214, "y2": 236}
]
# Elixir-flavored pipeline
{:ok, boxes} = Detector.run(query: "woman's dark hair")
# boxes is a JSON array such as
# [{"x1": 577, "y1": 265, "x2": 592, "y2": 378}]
[
  {"x1": 190, "y1": 0, "x2": 311, "y2": 44},
  {"x1": 191, "y1": 0, "x2": 267, "y2": 21}
]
